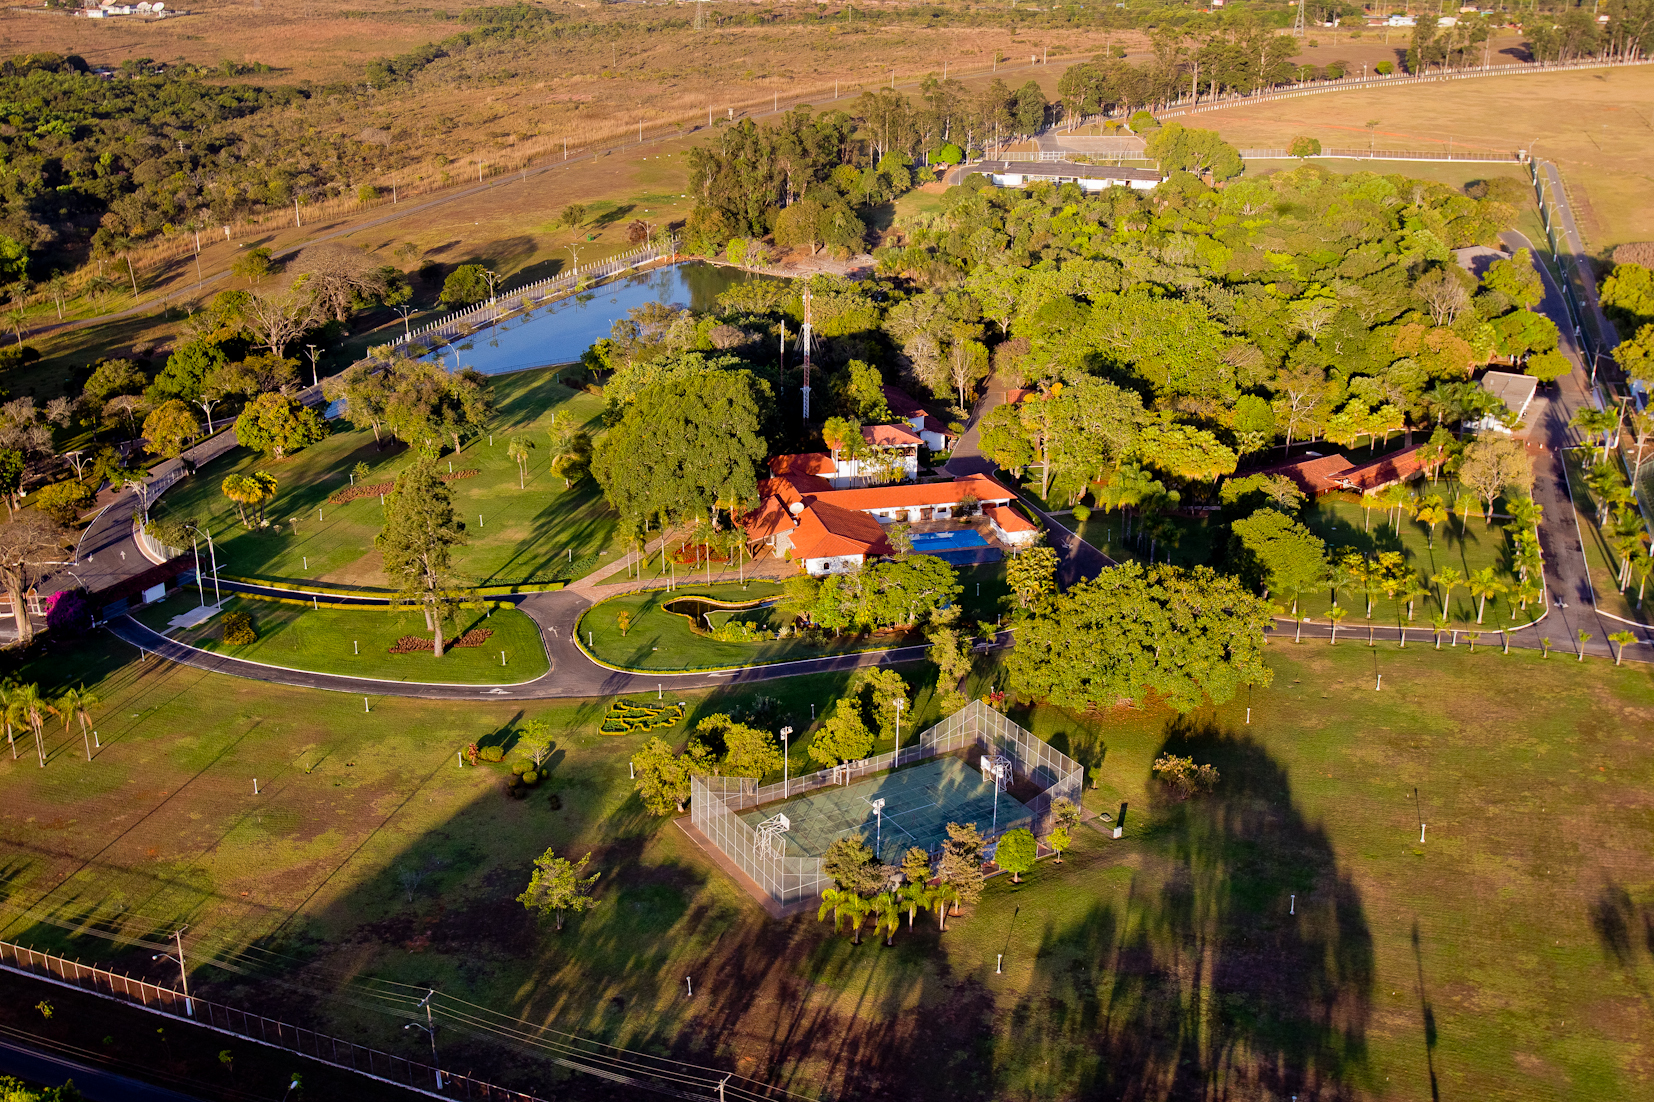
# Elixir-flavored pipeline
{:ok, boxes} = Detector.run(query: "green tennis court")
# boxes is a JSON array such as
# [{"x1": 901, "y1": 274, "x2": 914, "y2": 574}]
[{"x1": 738, "y1": 756, "x2": 1033, "y2": 865}]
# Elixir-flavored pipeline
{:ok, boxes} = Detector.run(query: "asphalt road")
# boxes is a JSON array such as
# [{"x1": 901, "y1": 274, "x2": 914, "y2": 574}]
[{"x1": 0, "y1": 1032, "x2": 202, "y2": 1102}]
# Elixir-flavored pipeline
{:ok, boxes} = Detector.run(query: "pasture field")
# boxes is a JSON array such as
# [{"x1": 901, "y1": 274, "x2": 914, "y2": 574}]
[
  {"x1": 151, "y1": 365, "x2": 621, "y2": 589},
  {"x1": 0, "y1": 624, "x2": 1650, "y2": 1099},
  {"x1": 1194, "y1": 64, "x2": 1654, "y2": 251}
]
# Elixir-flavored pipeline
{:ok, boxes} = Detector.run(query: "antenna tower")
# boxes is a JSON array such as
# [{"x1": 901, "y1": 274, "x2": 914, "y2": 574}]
[
  {"x1": 800, "y1": 287, "x2": 813, "y2": 421},
  {"x1": 1292, "y1": 0, "x2": 1306, "y2": 35}
]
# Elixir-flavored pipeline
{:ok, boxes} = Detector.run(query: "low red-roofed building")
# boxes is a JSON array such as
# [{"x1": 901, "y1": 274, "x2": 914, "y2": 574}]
[
  {"x1": 1256, "y1": 453, "x2": 1357, "y2": 496},
  {"x1": 769, "y1": 453, "x2": 836, "y2": 478},
  {"x1": 983, "y1": 503, "x2": 1040, "y2": 548},
  {"x1": 1327, "y1": 445, "x2": 1425, "y2": 494},
  {"x1": 881, "y1": 385, "x2": 957, "y2": 452}
]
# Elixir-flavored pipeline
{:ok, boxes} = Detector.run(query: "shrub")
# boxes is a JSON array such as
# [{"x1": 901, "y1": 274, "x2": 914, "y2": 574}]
[
  {"x1": 1071, "y1": 503, "x2": 1091, "y2": 522},
  {"x1": 934, "y1": 143, "x2": 964, "y2": 165},
  {"x1": 1152, "y1": 753, "x2": 1220, "y2": 800},
  {"x1": 44, "y1": 588, "x2": 90, "y2": 636},
  {"x1": 222, "y1": 611, "x2": 256, "y2": 645},
  {"x1": 522, "y1": 770, "x2": 539, "y2": 786},
  {"x1": 1375, "y1": 60, "x2": 1394, "y2": 75},
  {"x1": 511, "y1": 760, "x2": 529, "y2": 775},
  {"x1": 479, "y1": 744, "x2": 506, "y2": 763}
]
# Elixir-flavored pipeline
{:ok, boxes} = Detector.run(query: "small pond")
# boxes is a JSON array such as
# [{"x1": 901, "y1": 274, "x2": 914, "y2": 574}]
[
  {"x1": 662, "y1": 595, "x2": 779, "y2": 632},
  {"x1": 431, "y1": 261, "x2": 760, "y2": 376}
]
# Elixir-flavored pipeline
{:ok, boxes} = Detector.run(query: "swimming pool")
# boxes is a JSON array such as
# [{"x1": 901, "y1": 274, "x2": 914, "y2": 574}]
[{"x1": 910, "y1": 530, "x2": 989, "y2": 552}]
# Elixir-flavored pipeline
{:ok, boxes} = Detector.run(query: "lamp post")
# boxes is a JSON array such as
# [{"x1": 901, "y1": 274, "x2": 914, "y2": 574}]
[
  {"x1": 404, "y1": 989, "x2": 443, "y2": 1089},
  {"x1": 780, "y1": 726, "x2": 792, "y2": 797},
  {"x1": 151, "y1": 927, "x2": 193, "y2": 1017}
]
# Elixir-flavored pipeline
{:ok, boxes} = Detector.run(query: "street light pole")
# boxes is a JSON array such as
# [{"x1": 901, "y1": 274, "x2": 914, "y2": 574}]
[
  {"x1": 780, "y1": 726, "x2": 792, "y2": 798},
  {"x1": 152, "y1": 926, "x2": 193, "y2": 1017},
  {"x1": 404, "y1": 990, "x2": 443, "y2": 1089}
]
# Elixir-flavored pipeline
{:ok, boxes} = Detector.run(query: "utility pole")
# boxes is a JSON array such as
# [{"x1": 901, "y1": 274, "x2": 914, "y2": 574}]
[
  {"x1": 404, "y1": 990, "x2": 443, "y2": 1089},
  {"x1": 800, "y1": 287, "x2": 813, "y2": 421},
  {"x1": 152, "y1": 927, "x2": 193, "y2": 1017}
]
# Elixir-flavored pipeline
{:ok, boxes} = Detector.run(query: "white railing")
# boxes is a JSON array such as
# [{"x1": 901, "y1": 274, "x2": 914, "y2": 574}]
[{"x1": 391, "y1": 236, "x2": 679, "y2": 354}]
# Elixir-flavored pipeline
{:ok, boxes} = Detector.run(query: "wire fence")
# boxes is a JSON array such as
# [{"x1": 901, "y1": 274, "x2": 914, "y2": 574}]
[
  {"x1": 389, "y1": 237, "x2": 678, "y2": 354},
  {"x1": 691, "y1": 701, "x2": 1082, "y2": 908},
  {"x1": 1239, "y1": 147, "x2": 1522, "y2": 162},
  {"x1": 0, "y1": 939, "x2": 803, "y2": 1102}
]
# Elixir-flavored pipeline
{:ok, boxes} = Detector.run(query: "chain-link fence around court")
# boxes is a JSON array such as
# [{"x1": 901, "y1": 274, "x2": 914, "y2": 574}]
[{"x1": 690, "y1": 700, "x2": 1083, "y2": 908}]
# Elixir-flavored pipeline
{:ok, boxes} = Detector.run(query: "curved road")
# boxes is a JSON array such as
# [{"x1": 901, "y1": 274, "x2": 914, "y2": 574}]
[{"x1": 108, "y1": 588, "x2": 1003, "y2": 700}]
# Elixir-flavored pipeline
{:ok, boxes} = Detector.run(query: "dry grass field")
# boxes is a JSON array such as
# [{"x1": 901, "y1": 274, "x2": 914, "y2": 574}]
[{"x1": 1189, "y1": 63, "x2": 1654, "y2": 251}]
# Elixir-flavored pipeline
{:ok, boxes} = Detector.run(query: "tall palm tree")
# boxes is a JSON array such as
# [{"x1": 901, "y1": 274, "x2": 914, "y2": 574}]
[
  {"x1": 871, "y1": 892, "x2": 902, "y2": 947},
  {"x1": 56, "y1": 686, "x2": 100, "y2": 761},
  {"x1": 1431, "y1": 567, "x2": 1463, "y2": 616},
  {"x1": 1466, "y1": 566, "x2": 1505, "y2": 624},
  {"x1": 506, "y1": 435, "x2": 535, "y2": 489},
  {"x1": 9, "y1": 683, "x2": 58, "y2": 768},
  {"x1": 0, "y1": 679, "x2": 16, "y2": 759},
  {"x1": 1609, "y1": 630, "x2": 1636, "y2": 666},
  {"x1": 1327, "y1": 604, "x2": 1348, "y2": 645},
  {"x1": 928, "y1": 882, "x2": 958, "y2": 931}
]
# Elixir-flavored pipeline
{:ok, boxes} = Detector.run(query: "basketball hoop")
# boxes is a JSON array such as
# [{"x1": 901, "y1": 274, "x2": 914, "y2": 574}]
[{"x1": 754, "y1": 812, "x2": 791, "y2": 859}]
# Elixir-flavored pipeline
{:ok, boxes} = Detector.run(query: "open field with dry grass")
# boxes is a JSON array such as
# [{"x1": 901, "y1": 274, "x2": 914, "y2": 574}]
[
  {"x1": 2, "y1": 626, "x2": 1653, "y2": 1099},
  {"x1": 1190, "y1": 63, "x2": 1654, "y2": 251}
]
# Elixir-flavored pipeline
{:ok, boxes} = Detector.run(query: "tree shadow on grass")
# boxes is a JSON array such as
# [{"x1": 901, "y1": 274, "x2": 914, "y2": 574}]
[{"x1": 998, "y1": 714, "x2": 1374, "y2": 1099}]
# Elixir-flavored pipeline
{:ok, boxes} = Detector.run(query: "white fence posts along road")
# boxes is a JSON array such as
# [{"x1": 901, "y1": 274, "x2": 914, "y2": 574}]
[{"x1": 392, "y1": 236, "x2": 678, "y2": 356}]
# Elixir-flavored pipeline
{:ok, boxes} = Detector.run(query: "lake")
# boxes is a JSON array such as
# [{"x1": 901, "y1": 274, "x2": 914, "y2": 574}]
[{"x1": 431, "y1": 261, "x2": 757, "y2": 376}]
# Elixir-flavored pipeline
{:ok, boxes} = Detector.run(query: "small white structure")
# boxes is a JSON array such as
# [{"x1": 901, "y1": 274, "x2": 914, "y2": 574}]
[
  {"x1": 754, "y1": 812, "x2": 791, "y2": 858},
  {"x1": 984, "y1": 504, "x2": 1040, "y2": 549},
  {"x1": 1477, "y1": 370, "x2": 1538, "y2": 434},
  {"x1": 973, "y1": 160, "x2": 1163, "y2": 193}
]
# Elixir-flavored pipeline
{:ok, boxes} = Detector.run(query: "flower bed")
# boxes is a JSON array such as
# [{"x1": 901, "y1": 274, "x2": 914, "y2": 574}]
[
  {"x1": 387, "y1": 627, "x2": 494, "y2": 654},
  {"x1": 598, "y1": 698, "x2": 685, "y2": 734},
  {"x1": 327, "y1": 469, "x2": 479, "y2": 506}
]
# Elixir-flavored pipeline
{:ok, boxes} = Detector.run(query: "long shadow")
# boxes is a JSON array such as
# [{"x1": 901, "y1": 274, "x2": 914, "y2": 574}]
[{"x1": 998, "y1": 716, "x2": 1374, "y2": 1099}]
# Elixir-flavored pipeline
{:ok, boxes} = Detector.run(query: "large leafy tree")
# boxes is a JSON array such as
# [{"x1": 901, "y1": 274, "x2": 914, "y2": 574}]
[
  {"x1": 808, "y1": 702, "x2": 875, "y2": 768},
  {"x1": 1229, "y1": 508, "x2": 1328, "y2": 610},
  {"x1": 590, "y1": 369, "x2": 768, "y2": 529},
  {"x1": 233, "y1": 393, "x2": 327, "y2": 459},
  {"x1": 1007, "y1": 562, "x2": 1274, "y2": 713},
  {"x1": 630, "y1": 736, "x2": 714, "y2": 814},
  {"x1": 142, "y1": 399, "x2": 201, "y2": 459},
  {"x1": 694, "y1": 714, "x2": 782, "y2": 779},
  {"x1": 0, "y1": 513, "x2": 67, "y2": 645},
  {"x1": 375, "y1": 460, "x2": 467, "y2": 656}
]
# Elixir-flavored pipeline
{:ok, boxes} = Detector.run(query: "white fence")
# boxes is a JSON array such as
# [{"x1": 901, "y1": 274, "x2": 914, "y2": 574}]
[
  {"x1": 690, "y1": 700, "x2": 1083, "y2": 908},
  {"x1": 1240, "y1": 146, "x2": 1523, "y2": 162},
  {"x1": 1155, "y1": 55, "x2": 1652, "y2": 121},
  {"x1": 391, "y1": 236, "x2": 679, "y2": 354}
]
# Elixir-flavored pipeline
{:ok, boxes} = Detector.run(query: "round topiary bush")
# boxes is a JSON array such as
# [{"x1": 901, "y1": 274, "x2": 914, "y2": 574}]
[
  {"x1": 222, "y1": 611, "x2": 256, "y2": 645},
  {"x1": 522, "y1": 770, "x2": 539, "y2": 786},
  {"x1": 511, "y1": 760, "x2": 529, "y2": 775}
]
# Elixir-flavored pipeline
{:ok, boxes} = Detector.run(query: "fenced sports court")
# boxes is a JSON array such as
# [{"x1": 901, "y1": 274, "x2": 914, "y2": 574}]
[
  {"x1": 737, "y1": 756, "x2": 1033, "y2": 866},
  {"x1": 689, "y1": 700, "x2": 1082, "y2": 909}
]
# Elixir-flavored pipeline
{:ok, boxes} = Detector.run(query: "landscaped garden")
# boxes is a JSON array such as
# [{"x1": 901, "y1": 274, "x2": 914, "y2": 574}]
[
  {"x1": 150, "y1": 366, "x2": 623, "y2": 590},
  {"x1": 1075, "y1": 480, "x2": 1533, "y2": 630},
  {"x1": 134, "y1": 591, "x2": 550, "y2": 683}
]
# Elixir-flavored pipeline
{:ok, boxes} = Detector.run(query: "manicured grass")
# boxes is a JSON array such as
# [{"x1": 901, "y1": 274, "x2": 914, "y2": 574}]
[
  {"x1": 152, "y1": 366, "x2": 623, "y2": 590},
  {"x1": 3, "y1": 628, "x2": 1653, "y2": 1099},
  {"x1": 134, "y1": 591, "x2": 549, "y2": 684}
]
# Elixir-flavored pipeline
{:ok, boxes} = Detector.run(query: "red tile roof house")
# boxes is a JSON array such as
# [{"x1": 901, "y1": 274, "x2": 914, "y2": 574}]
[
  {"x1": 781, "y1": 424, "x2": 924, "y2": 489},
  {"x1": 740, "y1": 473, "x2": 1023, "y2": 576},
  {"x1": 882, "y1": 385, "x2": 958, "y2": 452},
  {"x1": 1258, "y1": 445, "x2": 1426, "y2": 497}
]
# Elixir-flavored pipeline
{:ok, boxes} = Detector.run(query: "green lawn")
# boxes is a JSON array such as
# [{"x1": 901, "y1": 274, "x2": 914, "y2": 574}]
[
  {"x1": 152, "y1": 366, "x2": 623, "y2": 590},
  {"x1": 134, "y1": 591, "x2": 549, "y2": 684},
  {"x1": 2, "y1": 627, "x2": 1653, "y2": 1099},
  {"x1": 1077, "y1": 482, "x2": 1529, "y2": 628}
]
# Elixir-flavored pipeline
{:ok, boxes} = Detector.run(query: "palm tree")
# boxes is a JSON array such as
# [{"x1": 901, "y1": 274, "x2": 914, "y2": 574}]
[
  {"x1": 9, "y1": 683, "x2": 58, "y2": 768},
  {"x1": 1577, "y1": 629, "x2": 1592, "y2": 661},
  {"x1": 818, "y1": 889, "x2": 872, "y2": 943},
  {"x1": 1428, "y1": 613, "x2": 1448, "y2": 649},
  {"x1": 871, "y1": 892, "x2": 902, "y2": 946},
  {"x1": 506, "y1": 435, "x2": 535, "y2": 489},
  {"x1": 1466, "y1": 630, "x2": 1480, "y2": 653},
  {"x1": 1375, "y1": 483, "x2": 1414, "y2": 536},
  {"x1": 0, "y1": 679, "x2": 16, "y2": 759},
  {"x1": 56, "y1": 686, "x2": 101, "y2": 761},
  {"x1": 1431, "y1": 567, "x2": 1463, "y2": 617},
  {"x1": 1609, "y1": 630, "x2": 1637, "y2": 666},
  {"x1": 1327, "y1": 604, "x2": 1348, "y2": 645},
  {"x1": 929, "y1": 882, "x2": 958, "y2": 931},
  {"x1": 898, "y1": 879, "x2": 928, "y2": 929},
  {"x1": 1414, "y1": 494, "x2": 1448, "y2": 549},
  {"x1": 1571, "y1": 406, "x2": 1617, "y2": 465},
  {"x1": 1466, "y1": 566, "x2": 1505, "y2": 624}
]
